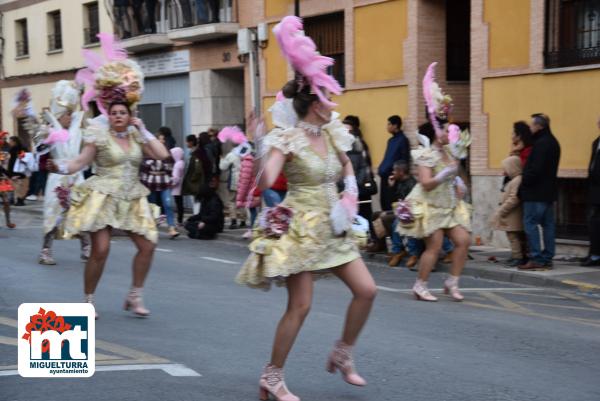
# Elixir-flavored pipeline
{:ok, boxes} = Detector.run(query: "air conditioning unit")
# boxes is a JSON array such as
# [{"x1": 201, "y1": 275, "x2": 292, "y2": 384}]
[
  {"x1": 237, "y1": 28, "x2": 252, "y2": 55},
  {"x1": 257, "y1": 23, "x2": 268, "y2": 42}
]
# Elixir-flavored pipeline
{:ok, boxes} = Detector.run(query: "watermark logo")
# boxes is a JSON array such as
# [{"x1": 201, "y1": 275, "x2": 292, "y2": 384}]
[{"x1": 18, "y1": 303, "x2": 95, "y2": 377}]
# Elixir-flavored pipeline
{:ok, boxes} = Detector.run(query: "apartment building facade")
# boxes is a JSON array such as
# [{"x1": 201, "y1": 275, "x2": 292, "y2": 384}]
[{"x1": 0, "y1": 0, "x2": 113, "y2": 139}]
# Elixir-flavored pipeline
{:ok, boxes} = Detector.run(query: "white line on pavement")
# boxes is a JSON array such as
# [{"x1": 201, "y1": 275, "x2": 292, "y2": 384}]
[
  {"x1": 376, "y1": 285, "x2": 547, "y2": 293},
  {"x1": 156, "y1": 248, "x2": 173, "y2": 253},
  {"x1": 201, "y1": 256, "x2": 240, "y2": 265},
  {"x1": 0, "y1": 364, "x2": 201, "y2": 377}
]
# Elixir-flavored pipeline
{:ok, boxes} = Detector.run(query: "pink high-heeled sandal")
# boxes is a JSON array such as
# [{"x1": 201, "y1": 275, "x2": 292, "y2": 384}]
[
  {"x1": 85, "y1": 294, "x2": 98, "y2": 320},
  {"x1": 444, "y1": 276, "x2": 464, "y2": 301},
  {"x1": 412, "y1": 280, "x2": 438, "y2": 302},
  {"x1": 123, "y1": 287, "x2": 150, "y2": 317},
  {"x1": 326, "y1": 340, "x2": 367, "y2": 386},
  {"x1": 258, "y1": 364, "x2": 300, "y2": 401}
]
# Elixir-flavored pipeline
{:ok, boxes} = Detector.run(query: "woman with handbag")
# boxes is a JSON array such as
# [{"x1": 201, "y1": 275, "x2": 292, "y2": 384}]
[
  {"x1": 342, "y1": 115, "x2": 376, "y2": 223},
  {"x1": 236, "y1": 16, "x2": 377, "y2": 401}
]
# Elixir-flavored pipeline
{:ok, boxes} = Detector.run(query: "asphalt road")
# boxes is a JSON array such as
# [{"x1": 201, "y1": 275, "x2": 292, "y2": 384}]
[{"x1": 1, "y1": 210, "x2": 600, "y2": 401}]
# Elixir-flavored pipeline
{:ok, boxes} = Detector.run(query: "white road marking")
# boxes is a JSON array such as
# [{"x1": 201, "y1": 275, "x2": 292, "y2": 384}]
[
  {"x1": 0, "y1": 364, "x2": 201, "y2": 377},
  {"x1": 376, "y1": 285, "x2": 547, "y2": 293},
  {"x1": 156, "y1": 248, "x2": 173, "y2": 253},
  {"x1": 201, "y1": 256, "x2": 239, "y2": 265}
]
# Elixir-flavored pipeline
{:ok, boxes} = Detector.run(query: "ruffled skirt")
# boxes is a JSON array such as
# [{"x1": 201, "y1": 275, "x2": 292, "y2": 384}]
[
  {"x1": 64, "y1": 186, "x2": 159, "y2": 243},
  {"x1": 398, "y1": 200, "x2": 472, "y2": 239},
  {"x1": 236, "y1": 209, "x2": 361, "y2": 290}
]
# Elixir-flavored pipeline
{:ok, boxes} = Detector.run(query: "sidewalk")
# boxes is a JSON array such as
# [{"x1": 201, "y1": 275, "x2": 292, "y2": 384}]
[{"x1": 9, "y1": 201, "x2": 600, "y2": 295}]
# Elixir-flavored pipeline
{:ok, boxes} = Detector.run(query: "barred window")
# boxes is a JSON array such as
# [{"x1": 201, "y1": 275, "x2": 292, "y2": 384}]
[
  {"x1": 545, "y1": 0, "x2": 600, "y2": 68},
  {"x1": 15, "y1": 19, "x2": 28, "y2": 57},
  {"x1": 304, "y1": 12, "x2": 345, "y2": 88}
]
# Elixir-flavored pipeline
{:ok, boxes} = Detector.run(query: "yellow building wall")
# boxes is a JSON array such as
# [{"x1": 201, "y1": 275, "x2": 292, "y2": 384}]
[
  {"x1": 484, "y1": 0, "x2": 530, "y2": 69},
  {"x1": 1, "y1": 83, "x2": 57, "y2": 132},
  {"x1": 3, "y1": 0, "x2": 114, "y2": 77},
  {"x1": 264, "y1": 0, "x2": 293, "y2": 18},
  {"x1": 484, "y1": 69, "x2": 600, "y2": 171},
  {"x1": 354, "y1": 0, "x2": 407, "y2": 82},
  {"x1": 261, "y1": 86, "x2": 408, "y2": 167},
  {"x1": 263, "y1": 22, "x2": 289, "y2": 93}
]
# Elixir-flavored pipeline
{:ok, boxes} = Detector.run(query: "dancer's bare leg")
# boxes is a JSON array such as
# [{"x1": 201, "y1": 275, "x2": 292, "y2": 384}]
[
  {"x1": 127, "y1": 232, "x2": 156, "y2": 287},
  {"x1": 270, "y1": 271, "x2": 314, "y2": 368},
  {"x1": 417, "y1": 230, "x2": 444, "y2": 281},
  {"x1": 332, "y1": 258, "x2": 377, "y2": 346},
  {"x1": 445, "y1": 226, "x2": 470, "y2": 277},
  {"x1": 2, "y1": 193, "x2": 14, "y2": 227},
  {"x1": 84, "y1": 228, "x2": 111, "y2": 294}
]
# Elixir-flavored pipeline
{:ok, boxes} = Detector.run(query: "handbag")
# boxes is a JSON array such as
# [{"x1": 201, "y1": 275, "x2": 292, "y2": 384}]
[{"x1": 360, "y1": 175, "x2": 378, "y2": 197}]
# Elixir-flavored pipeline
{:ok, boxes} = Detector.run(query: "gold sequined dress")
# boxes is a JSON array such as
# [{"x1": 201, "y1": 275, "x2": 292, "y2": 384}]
[
  {"x1": 64, "y1": 125, "x2": 158, "y2": 243},
  {"x1": 398, "y1": 146, "x2": 471, "y2": 239},
  {"x1": 236, "y1": 119, "x2": 361, "y2": 290}
]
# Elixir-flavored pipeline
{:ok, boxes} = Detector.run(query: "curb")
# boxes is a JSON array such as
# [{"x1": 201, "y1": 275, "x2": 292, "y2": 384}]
[
  {"x1": 14, "y1": 206, "x2": 600, "y2": 295},
  {"x1": 221, "y1": 230, "x2": 600, "y2": 295}
]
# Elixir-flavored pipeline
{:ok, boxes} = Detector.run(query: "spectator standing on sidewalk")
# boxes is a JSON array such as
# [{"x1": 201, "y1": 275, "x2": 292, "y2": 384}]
[
  {"x1": 491, "y1": 156, "x2": 527, "y2": 267},
  {"x1": 170, "y1": 147, "x2": 185, "y2": 226},
  {"x1": 510, "y1": 121, "x2": 534, "y2": 167},
  {"x1": 219, "y1": 141, "x2": 251, "y2": 229},
  {"x1": 377, "y1": 115, "x2": 410, "y2": 212},
  {"x1": 582, "y1": 116, "x2": 600, "y2": 267},
  {"x1": 518, "y1": 114, "x2": 561, "y2": 271},
  {"x1": 342, "y1": 115, "x2": 375, "y2": 222}
]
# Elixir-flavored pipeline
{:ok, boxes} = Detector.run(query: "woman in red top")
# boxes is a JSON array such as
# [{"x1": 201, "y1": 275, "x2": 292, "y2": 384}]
[{"x1": 510, "y1": 121, "x2": 534, "y2": 167}]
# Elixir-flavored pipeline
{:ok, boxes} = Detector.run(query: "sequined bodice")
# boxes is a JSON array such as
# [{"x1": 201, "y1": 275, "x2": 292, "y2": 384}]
[
  {"x1": 81, "y1": 127, "x2": 149, "y2": 200},
  {"x1": 283, "y1": 133, "x2": 342, "y2": 212}
]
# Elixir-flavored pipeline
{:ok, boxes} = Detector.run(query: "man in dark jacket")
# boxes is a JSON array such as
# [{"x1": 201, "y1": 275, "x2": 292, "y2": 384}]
[
  {"x1": 518, "y1": 114, "x2": 561, "y2": 270},
  {"x1": 581, "y1": 117, "x2": 600, "y2": 266},
  {"x1": 377, "y1": 115, "x2": 410, "y2": 211}
]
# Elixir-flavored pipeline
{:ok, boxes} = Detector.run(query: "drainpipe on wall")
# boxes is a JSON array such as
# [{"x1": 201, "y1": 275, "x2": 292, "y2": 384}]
[{"x1": 0, "y1": 12, "x2": 5, "y2": 80}]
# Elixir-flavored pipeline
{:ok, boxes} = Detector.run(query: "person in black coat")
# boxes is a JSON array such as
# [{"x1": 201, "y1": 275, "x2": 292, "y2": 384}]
[
  {"x1": 582, "y1": 117, "x2": 600, "y2": 266},
  {"x1": 518, "y1": 114, "x2": 561, "y2": 270},
  {"x1": 184, "y1": 175, "x2": 224, "y2": 240}
]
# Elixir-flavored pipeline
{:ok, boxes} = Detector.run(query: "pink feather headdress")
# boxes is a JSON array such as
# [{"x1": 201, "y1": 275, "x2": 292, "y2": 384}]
[
  {"x1": 75, "y1": 33, "x2": 144, "y2": 115},
  {"x1": 423, "y1": 62, "x2": 453, "y2": 137},
  {"x1": 273, "y1": 16, "x2": 342, "y2": 107},
  {"x1": 218, "y1": 126, "x2": 247, "y2": 145}
]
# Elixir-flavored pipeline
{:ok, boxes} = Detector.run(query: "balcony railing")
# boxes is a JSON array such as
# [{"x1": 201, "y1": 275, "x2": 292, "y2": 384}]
[
  {"x1": 545, "y1": 46, "x2": 600, "y2": 68},
  {"x1": 545, "y1": 0, "x2": 600, "y2": 68},
  {"x1": 48, "y1": 33, "x2": 62, "y2": 51},
  {"x1": 167, "y1": 0, "x2": 236, "y2": 30},
  {"x1": 84, "y1": 27, "x2": 100, "y2": 45},
  {"x1": 15, "y1": 40, "x2": 28, "y2": 57}
]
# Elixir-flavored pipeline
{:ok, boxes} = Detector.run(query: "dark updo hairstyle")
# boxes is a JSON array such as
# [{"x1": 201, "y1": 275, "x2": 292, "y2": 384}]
[
  {"x1": 418, "y1": 122, "x2": 436, "y2": 144},
  {"x1": 108, "y1": 101, "x2": 132, "y2": 115},
  {"x1": 281, "y1": 79, "x2": 319, "y2": 119},
  {"x1": 342, "y1": 115, "x2": 360, "y2": 129},
  {"x1": 158, "y1": 126, "x2": 176, "y2": 149},
  {"x1": 513, "y1": 121, "x2": 533, "y2": 147}
]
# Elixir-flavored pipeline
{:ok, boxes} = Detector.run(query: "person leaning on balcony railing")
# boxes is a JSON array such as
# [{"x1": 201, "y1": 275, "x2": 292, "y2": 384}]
[{"x1": 114, "y1": 0, "x2": 132, "y2": 38}]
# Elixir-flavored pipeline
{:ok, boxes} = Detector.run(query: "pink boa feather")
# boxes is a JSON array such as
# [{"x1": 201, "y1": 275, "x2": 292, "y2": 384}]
[
  {"x1": 76, "y1": 32, "x2": 129, "y2": 114},
  {"x1": 98, "y1": 33, "x2": 127, "y2": 61},
  {"x1": 423, "y1": 62, "x2": 442, "y2": 136},
  {"x1": 44, "y1": 128, "x2": 69, "y2": 145},
  {"x1": 218, "y1": 126, "x2": 247, "y2": 145},
  {"x1": 274, "y1": 16, "x2": 342, "y2": 107}
]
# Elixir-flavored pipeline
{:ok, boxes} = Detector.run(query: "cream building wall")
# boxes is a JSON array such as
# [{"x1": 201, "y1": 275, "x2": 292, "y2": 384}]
[{"x1": 1, "y1": 0, "x2": 114, "y2": 130}]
